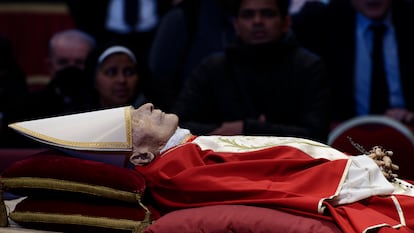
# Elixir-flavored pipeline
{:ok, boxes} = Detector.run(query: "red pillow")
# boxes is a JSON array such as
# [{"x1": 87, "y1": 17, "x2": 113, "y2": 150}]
[
  {"x1": 1, "y1": 150, "x2": 145, "y2": 192},
  {"x1": 143, "y1": 205, "x2": 342, "y2": 233},
  {"x1": 10, "y1": 197, "x2": 160, "y2": 233},
  {"x1": 1, "y1": 150, "x2": 145, "y2": 202}
]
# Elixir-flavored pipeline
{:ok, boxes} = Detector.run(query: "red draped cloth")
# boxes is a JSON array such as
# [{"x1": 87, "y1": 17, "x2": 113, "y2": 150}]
[
  {"x1": 325, "y1": 195, "x2": 414, "y2": 232},
  {"x1": 136, "y1": 142, "x2": 414, "y2": 232}
]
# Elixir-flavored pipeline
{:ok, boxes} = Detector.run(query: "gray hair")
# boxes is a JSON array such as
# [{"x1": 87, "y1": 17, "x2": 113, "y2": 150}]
[{"x1": 48, "y1": 29, "x2": 96, "y2": 57}]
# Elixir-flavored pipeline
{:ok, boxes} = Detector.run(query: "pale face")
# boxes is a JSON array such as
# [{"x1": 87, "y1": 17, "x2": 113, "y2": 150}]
[
  {"x1": 351, "y1": 0, "x2": 392, "y2": 20},
  {"x1": 233, "y1": 0, "x2": 291, "y2": 45},
  {"x1": 49, "y1": 37, "x2": 92, "y2": 77},
  {"x1": 95, "y1": 53, "x2": 139, "y2": 108},
  {"x1": 131, "y1": 103, "x2": 179, "y2": 155}
]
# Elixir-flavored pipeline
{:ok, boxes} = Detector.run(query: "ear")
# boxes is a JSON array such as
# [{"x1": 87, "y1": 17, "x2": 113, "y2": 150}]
[
  {"x1": 46, "y1": 57, "x2": 54, "y2": 75},
  {"x1": 232, "y1": 17, "x2": 241, "y2": 36},
  {"x1": 130, "y1": 152, "x2": 155, "y2": 166},
  {"x1": 282, "y1": 15, "x2": 292, "y2": 33}
]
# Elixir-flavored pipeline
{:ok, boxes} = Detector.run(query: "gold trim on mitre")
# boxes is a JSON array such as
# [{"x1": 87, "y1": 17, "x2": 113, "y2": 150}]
[{"x1": 8, "y1": 107, "x2": 133, "y2": 151}]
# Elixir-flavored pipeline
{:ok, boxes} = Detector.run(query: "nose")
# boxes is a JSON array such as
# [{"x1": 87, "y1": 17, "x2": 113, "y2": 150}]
[
  {"x1": 135, "y1": 103, "x2": 154, "y2": 112},
  {"x1": 143, "y1": 103, "x2": 154, "y2": 112},
  {"x1": 253, "y1": 12, "x2": 264, "y2": 23},
  {"x1": 116, "y1": 73, "x2": 128, "y2": 82}
]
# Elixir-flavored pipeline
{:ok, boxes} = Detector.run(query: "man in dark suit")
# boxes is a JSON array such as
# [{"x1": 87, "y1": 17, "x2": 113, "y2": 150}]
[
  {"x1": 0, "y1": 35, "x2": 28, "y2": 147},
  {"x1": 66, "y1": 0, "x2": 176, "y2": 70},
  {"x1": 171, "y1": 0, "x2": 330, "y2": 143},
  {"x1": 293, "y1": 0, "x2": 414, "y2": 125}
]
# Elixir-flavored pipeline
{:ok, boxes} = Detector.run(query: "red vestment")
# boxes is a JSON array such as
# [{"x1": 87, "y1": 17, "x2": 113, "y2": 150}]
[{"x1": 136, "y1": 140, "x2": 414, "y2": 232}]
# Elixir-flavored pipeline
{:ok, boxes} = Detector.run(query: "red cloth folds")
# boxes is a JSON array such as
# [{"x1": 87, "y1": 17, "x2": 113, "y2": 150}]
[
  {"x1": 325, "y1": 195, "x2": 414, "y2": 232},
  {"x1": 136, "y1": 141, "x2": 414, "y2": 232},
  {"x1": 137, "y1": 143, "x2": 348, "y2": 213}
]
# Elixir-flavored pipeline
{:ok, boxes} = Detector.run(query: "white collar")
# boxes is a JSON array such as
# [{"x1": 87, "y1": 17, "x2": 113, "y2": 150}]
[{"x1": 160, "y1": 127, "x2": 191, "y2": 154}]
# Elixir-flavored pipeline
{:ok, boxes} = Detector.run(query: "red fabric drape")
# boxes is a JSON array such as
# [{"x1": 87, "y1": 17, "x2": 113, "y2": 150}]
[
  {"x1": 136, "y1": 142, "x2": 414, "y2": 232},
  {"x1": 137, "y1": 143, "x2": 347, "y2": 212}
]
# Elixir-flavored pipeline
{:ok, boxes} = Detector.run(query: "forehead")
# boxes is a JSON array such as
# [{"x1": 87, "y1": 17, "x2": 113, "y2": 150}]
[
  {"x1": 352, "y1": 0, "x2": 391, "y2": 4},
  {"x1": 53, "y1": 43, "x2": 91, "y2": 60},
  {"x1": 55, "y1": 37, "x2": 91, "y2": 50},
  {"x1": 239, "y1": 0, "x2": 278, "y2": 10},
  {"x1": 351, "y1": 0, "x2": 391, "y2": 7},
  {"x1": 100, "y1": 53, "x2": 135, "y2": 66}
]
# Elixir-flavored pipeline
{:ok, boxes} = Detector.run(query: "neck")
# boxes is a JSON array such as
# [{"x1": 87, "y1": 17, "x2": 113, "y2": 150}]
[{"x1": 160, "y1": 128, "x2": 192, "y2": 154}]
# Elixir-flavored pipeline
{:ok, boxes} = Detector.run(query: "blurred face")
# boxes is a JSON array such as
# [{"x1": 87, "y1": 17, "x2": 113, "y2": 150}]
[
  {"x1": 95, "y1": 53, "x2": 139, "y2": 108},
  {"x1": 49, "y1": 38, "x2": 92, "y2": 77},
  {"x1": 351, "y1": 0, "x2": 392, "y2": 20},
  {"x1": 233, "y1": 0, "x2": 291, "y2": 45},
  {"x1": 131, "y1": 103, "x2": 179, "y2": 155}
]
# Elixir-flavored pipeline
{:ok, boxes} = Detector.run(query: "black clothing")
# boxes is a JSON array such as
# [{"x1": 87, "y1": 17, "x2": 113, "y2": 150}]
[
  {"x1": 172, "y1": 32, "x2": 330, "y2": 143},
  {"x1": 2, "y1": 67, "x2": 95, "y2": 147},
  {"x1": 0, "y1": 35, "x2": 29, "y2": 147},
  {"x1": 147, "y1": 0, "x2": 235, "y2": 111}
]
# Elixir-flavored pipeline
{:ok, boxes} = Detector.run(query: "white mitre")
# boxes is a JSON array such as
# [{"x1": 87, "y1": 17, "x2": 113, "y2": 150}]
[{"x1": 9, "y1": 106, "x2": 133, "y2": 152}]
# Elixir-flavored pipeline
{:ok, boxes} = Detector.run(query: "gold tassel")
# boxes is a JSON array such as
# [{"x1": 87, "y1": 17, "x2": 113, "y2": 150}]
[
  {"x1": 134, "y1": 198, "x2": 152, "y2": 233},
  {"x1": 0, "y1": 189, "x2": 10, "y2": 227}
]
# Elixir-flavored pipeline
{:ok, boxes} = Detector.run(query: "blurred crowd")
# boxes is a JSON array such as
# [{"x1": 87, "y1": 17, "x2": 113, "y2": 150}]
[{"x1": 1, "y1": 0, "x2": 414, "y2": 148}]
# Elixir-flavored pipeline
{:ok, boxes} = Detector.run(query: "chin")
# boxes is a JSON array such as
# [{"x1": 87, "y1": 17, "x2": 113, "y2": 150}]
[
  {"x1": 166, "y1": 113, "x2": 179, "y2": 125},
  {"x1": 368, "y1": 13, "x2": 387, "y2": 20},
  {"x1": 172, "y1": 115, "x2": 180, "y2": 126},
  {"x1": 248, "y1": 38, "x2": 272, "y2": 45},
  {"x1": 363, "y1": 7, "x2": 389, "y2": 20}
]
